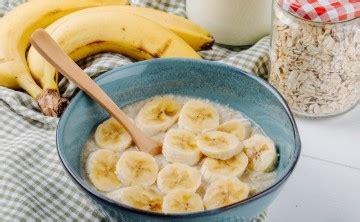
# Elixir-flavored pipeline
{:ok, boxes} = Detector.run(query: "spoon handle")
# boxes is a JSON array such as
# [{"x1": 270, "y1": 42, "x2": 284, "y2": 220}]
[{"x1": 31, "y1": 29, "x2": 161, "y2": 155}]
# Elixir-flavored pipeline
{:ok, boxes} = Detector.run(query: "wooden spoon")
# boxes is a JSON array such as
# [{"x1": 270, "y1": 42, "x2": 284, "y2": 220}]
[{"x1": 31, "y1": 29, "x2": 162, "y2": 155}]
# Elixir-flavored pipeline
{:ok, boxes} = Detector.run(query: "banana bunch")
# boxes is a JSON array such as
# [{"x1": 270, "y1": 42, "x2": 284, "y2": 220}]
[
  {"x1": 0, "y1": 0, "x2": 128, "y2": 116},
  {"x1": 0, "y1": 1, "x2": 213, "y2": 117},
  {"x1": 27, "y1": 6, "x2": 204, "y2": 101},
  {"x1": 85, "y1": 97, "x2": 278, "y2": 213}
]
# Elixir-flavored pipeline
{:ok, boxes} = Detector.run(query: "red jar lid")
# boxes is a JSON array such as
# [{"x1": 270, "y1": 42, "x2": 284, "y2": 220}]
[{"x1": 277, "y1": 0, "x2": 360, "y2": 23}]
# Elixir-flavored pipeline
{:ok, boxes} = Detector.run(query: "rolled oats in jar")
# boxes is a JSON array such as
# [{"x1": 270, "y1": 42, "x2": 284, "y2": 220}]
[{"x1": 270, "y1": 0, "x2": 360, "y2": 117}]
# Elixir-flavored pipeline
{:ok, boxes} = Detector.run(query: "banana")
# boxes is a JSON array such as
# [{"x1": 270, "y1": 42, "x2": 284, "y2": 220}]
[
  {"x1": 117, "y1": 6, "x2": 214, "y2": 51},
  {"x1": 27, "y1": 5, "x2": 212, "y2": 87},
  {"x1": 203, "y1": 177, "x2": 250, "y2": 210},
  {"x1": 116, "y1": 151, "x2": 158, "y2": 186},
  {"x1": 94, "y1": 118, "x2": 132, "y2": 152},
  {"x1": 162, "y1": 190, "x2": 204, "y2": 214},
  {"x1": 106, "y1": 186, "x2": 163, "y2": 212},
  {"x1": 243, "y1": 134, "x2": 277, "y2": 172},
  {"x1": 0, "y1": 0, "x2": 127, "y2": 116},
  {"x1": 241, "y1": 171, "x2": 276, "y2": 196},
  {"x1": 154, "y1": 154, "x2": 169, "y2": 170},
  {"x1": 178, "y1": 100, "x2": 219, "y2": 133},
  {"x1": 157, "y1": 163, "x2": 201, "y2": 194},
  {"x1": 163, "y1": 129, "x2": 202, "y2": 166},
  {"x1": 196, "y1": 131, "x2": 243, "y2": 160},
  {"x1": 200, "y1": 152, "x2": 248, "y2": 184},
  {"x1": 26, "y1": 7, "x2": 201, "y2": 103},
  {"x1": 86, "y1": 149, "x2": 121, "y2": 192},
  {"x1": 216, "y1": 119, "x2": 252, "y2": 141},
  {"x1": 135, "y1": 96, "x2": 182, "y2": 136}
]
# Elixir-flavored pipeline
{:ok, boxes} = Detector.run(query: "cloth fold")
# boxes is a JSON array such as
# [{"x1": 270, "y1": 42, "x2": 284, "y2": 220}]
[{"x1": 0, "y1": 0, "x2": 270, "y2": 220}]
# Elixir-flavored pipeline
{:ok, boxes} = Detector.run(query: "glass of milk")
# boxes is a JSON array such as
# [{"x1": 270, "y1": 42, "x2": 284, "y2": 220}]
[{"x1": 186, "y1": 0, "x2": 272, "y2": 47}]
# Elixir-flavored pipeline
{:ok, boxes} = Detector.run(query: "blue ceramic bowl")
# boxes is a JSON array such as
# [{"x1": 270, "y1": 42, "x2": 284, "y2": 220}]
[{"x1": 57, "y1": 59, "x2": 301, "y2": 222}]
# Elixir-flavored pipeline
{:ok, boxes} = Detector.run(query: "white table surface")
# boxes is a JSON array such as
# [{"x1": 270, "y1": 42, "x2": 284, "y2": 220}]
[{"x1": 267, "y1": 104, "x2": 360, "y2": 222}]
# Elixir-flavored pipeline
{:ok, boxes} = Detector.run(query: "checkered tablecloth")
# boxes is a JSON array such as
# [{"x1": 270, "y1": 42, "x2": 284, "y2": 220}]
[{"x1": 0, "y1": 0, "x2": 270, "y2": 221}]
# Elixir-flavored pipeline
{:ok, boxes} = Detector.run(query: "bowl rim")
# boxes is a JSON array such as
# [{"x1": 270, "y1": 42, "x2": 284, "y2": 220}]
[{"x1": 56, "y1": 58, "x2": 301, "y2": 218}]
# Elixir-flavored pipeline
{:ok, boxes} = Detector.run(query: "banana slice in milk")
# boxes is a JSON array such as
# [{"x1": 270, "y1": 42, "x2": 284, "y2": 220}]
[
  {"x1": 196, "y1": 131, "x2": 243, "y2": 160},
  {"x1": 115, "y1": 151, "x2": 158, "y2": 186},
  {"x1": 216, "y1": 119, "x2": 252, "y2": 141},
  {"x1": 163, "y1": 190, "x2": 204, "y2": 214},
  {"x1": 157, "y1": 163, "x2": 201, "y2": 194},
  {"x1": 86, "y1": 149, "x2": 121, "y2": 192},
  {"x1": 243, "y1": 134, "x2": 277, "y2": 172},
  {"x1": 203, "y1": 177, "x2": 249, "y2": 210},
  {"x1": 107, "y1": 186, "x2": 163, "y2": 212},
  {"x1": 178, "y1": 100, "x2": 219, "y2": 133},
  {"x1": 135, "y1": 96, "x2": 182, "y2": 136},
  {"x1": 94, "y1": 118, "x2": 132, "y2": 152},
  {"x1": 163, "y1": 129, "x2": 202, "y2": 166},
  {"x1": 200, "y1": 152, "x2": 248, "y2": 183}
]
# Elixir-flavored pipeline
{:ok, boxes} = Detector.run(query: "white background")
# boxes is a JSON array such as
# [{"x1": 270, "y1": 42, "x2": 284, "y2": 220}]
[{"x1": 267, "y1": 105, "x2": 360, "y2": 221}]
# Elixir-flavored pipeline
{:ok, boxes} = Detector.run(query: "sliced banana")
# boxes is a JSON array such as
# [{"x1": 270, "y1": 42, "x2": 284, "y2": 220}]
[
  {"x1": 163, "y1": 190, "x2": 204, "y2": 213},
  {"x1": 157, "y1": 163, "x2": 201, "y2": 194},
  {"x1": 154, "y1": 154, "x2": 169, "y2": 170},
  {"x1": 135, "y1": 96, "x2": 182, "y2": 136},
  {"x1": 203, "y1": 177, "x2": 250, "y2": 210},
  {"x1": 243, "y1": 134, "x2": 277, "y2": 172},
  {"x1": 116, "y1": 151, "x2": 158, "y2": 186},
  {"x1": 241, "y1": 171, "x2": 277, "y2": 196},
  {"x1": 216, "y1": 119, "x2": 252, "y2": 141},
  {"x1": 94, "y1": 118, "x2": 132, "y2": 152},
  {"x1": 178, "y1": 100, "x2": 219, "y2": 133},
  {"x1": 107, "y1": 186, "x2": 163, "y2": 212},
  {"x1": 196, "y1": 131, "x2": 243, "y2": 160},
  {"x1": 200, "y1": 152, "x2": 248, "y2": 183},
  {"x1": 86, "y1": 149, "x2": 121, "y2": 192},
  {"x1": 163, "y1": 129, "x2": 202, "y2": 166}
]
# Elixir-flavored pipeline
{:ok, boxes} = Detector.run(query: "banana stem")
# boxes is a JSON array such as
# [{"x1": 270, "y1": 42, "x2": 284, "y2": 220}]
[
  {"x1": 40, "y1": 65, "x2": 59, "y2": 91},
  {"x1": 36, "y1": 69, "x2": 69, "y2": 117},
  {"x1": 17, "y1": 71, "x2": 67, "y2": 117},
  {"x1": 36, "y1": 89, "x2": 68, "y2": 117},
  {"x1": 40, "y1": 78, "x2": 59, "y2": 92},
  {"x1": 16, "y1": 72, "x2": 42, "y2": 98}
]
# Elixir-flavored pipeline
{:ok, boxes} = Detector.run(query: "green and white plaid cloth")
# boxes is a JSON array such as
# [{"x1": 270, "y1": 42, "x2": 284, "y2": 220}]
[{"x1": 0, "y1": 0, "x2": 270, "y2": 221}]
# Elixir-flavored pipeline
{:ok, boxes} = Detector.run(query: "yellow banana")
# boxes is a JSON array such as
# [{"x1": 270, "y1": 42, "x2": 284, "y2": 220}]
[
  {"x1": 27, "y1": 6, "x2": 201, "y2": 97},
  {"x1": 0, "y1": 0, "x2": 127, "y2": 116},
  {"x1": 61, "y1": 5, "x2": 214, "y2": 51},
  {"x1": 127, "y1": 6, "x2": 214, "y2": 51}
]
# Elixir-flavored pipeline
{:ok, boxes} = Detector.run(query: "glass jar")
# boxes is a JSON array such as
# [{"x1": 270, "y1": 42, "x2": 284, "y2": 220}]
[{"x1": 270, "y1": 1, "x2": 360, "y2": 117}]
